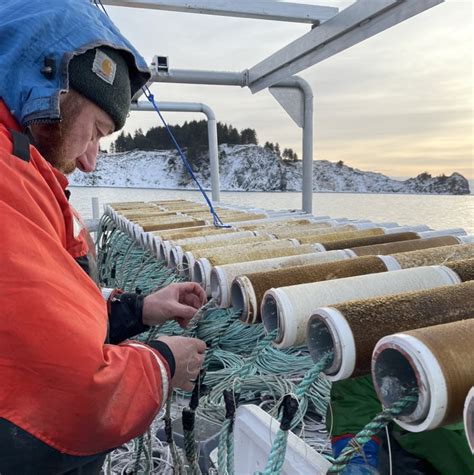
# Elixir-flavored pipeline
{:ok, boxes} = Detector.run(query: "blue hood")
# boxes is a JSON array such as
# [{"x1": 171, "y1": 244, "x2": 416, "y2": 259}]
[{"x1": 0, "y1": 0, "x2": 150, "y2": 127}]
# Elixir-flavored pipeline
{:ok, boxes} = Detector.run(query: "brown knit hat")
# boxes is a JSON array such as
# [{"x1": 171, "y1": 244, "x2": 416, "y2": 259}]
[{"x1": 68, "y1": 46, "x2": 131, "y2": 130}]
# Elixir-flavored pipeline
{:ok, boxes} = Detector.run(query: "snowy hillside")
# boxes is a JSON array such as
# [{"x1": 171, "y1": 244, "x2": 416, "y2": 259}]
[{"x1": 69, "y1": 144, "x2": 470, "y2": 195}]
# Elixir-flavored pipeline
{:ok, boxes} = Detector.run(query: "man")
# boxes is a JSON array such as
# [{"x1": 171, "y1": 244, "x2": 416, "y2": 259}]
[{"x1": 0, "y1": 0, "x2": 207, "y2": 472}]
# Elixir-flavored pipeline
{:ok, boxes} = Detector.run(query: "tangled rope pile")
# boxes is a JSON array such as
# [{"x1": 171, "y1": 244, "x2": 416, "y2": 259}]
[{"x1": 97, "y1": 216, "x2": 407, "y2": 474}]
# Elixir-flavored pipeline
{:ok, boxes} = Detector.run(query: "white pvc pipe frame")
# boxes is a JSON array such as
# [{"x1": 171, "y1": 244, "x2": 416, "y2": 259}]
[
  {"x1": 145, "y1": 70, "x2": 314, "y2": 213},
  {"x1": 130, "y1": 100, "x2": 221, "y2": 203}
]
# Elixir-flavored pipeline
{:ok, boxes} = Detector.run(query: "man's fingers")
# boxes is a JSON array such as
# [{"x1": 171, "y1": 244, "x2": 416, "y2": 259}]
[
  {"x1": 181, "y1": 282, "x2": 207, "y2": 305},
  {"x1": 194, "y1": 339, "x2": 207, "y2": 354},
  {"x1": 183, "y1": 292, "x2": 202, "y2": 310},
  {"x1": 172, "y1": 303, "x2": 196, "y2": 321}
]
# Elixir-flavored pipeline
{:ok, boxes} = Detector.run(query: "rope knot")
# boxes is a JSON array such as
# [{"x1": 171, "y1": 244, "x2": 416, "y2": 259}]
[
  {"x1": 279, "y1": 395, "x2": 299, "y2": 431},
  {"x1": 182, "y1": 407, "x2": 195, "y2": 432},
  {"x1": 223, "y1": 389, "x2": 239, "y2": 421}
]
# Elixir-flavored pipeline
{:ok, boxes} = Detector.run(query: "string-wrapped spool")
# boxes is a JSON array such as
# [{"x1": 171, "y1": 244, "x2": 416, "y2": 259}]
[
  {"x1": 261, "y1": 265, "x2": 461, "y2": 348},
  {"x1": 394, "y1": 245, "x2": 474, "y2": 271},
  {"x1": 464, "y1": 387, "x2": 474, "y2": 454},
  {"x1": 152, "y1": 225, "x2": 234, "y2": 242},
  {"x1": 210, "y1": 249, "x2": 357, "y2": 309},
  {"x1": 444, "y1": 258, "x2": 474, "y2": 282},
  {"x1": 288, "y1": 227, "x2": 385, "y2": 244},
  {"x1": 312, "y1": 231, "x2": 419, "y2": 250},
  {"x1": 159, "y1": 231, "x2": 256, "y2": 262},
  {"x1": 307, "y1": 281, "x2": 474, "y2": 381},
  {"x1": 237, "y1": 218, "x2": 316, "y2": 231},
  {"x1": 232, "y1": 255, "x2": 396, "y2": 324},
  {"x1": 194, "y1": 245, "x2": 320, "y2": 294},
  {"x1": 224, "y1": 213, "x2": 268, "y2": 223},
  {"x1": 372, "y1": 318, "x2": 474, "y2": 432},
  {"x1": 351, "y1": 235, "x2": 461, "y2": 256},
  {"x1": 269, "y1": 224, "x2": 365, "y2": 239},
  {"x1": 168, "y1": 235, "x2": 274, "y2": 269},
  {"x1": 141, "y1": 219, "x2": 206, "y2": 232},
  {"x1": 181, "y1": 239, "x2": 300, "y2": 277}
]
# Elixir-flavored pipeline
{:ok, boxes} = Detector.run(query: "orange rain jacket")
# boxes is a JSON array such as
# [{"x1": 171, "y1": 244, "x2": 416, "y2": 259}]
[{"x1": 0, "y1": 100, "x2": 170, "y2": 456}]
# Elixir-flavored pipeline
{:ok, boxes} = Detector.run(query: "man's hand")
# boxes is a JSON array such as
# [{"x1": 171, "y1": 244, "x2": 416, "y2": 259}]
[
  {"x1": 142, "y1": 282, "x2": 207, "y2": 328},
  {"x1": 158, "y1": 336, "x2": 206, "y2": 392}
]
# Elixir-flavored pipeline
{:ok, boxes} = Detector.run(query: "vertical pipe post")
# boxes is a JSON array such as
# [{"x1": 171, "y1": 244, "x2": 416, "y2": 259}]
[
  {"x1": 92, "y1": 197, "x2": 100, "y2": 220},
  {"x1": 207, "y1": 117, "x2": 221, "y2": 203},
  {"x1": 299, "y1": 81, "x2": 313, "y2": 214}
]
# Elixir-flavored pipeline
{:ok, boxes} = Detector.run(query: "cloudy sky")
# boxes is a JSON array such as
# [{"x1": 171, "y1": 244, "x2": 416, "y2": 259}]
[{"x1": 102, "y1": 0, "x2": 473, "y2": 179}]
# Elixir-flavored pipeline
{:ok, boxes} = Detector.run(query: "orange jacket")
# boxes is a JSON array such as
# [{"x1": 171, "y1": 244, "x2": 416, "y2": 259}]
[{"x1": 0, "y1": 100, "x2": 170, "y2": 456}]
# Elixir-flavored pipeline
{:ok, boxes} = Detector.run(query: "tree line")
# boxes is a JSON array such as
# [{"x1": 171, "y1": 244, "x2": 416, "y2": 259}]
[{"x1": 111, "y1": 120, "x2": 298, "y2": 161}]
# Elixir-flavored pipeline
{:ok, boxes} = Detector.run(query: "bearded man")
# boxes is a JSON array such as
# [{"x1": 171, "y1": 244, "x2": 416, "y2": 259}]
[{"x1": 0, "y1": 1, "x2": 207, "y2": 473}]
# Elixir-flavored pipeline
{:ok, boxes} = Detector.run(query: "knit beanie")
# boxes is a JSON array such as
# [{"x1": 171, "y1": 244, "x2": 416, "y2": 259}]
[{"x1": 68, "y1": 46, "x2": 131, "y2": 130}]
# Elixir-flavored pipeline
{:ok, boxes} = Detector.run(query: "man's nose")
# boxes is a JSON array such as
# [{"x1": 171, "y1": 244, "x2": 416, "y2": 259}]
[{"x1": 76, "y1": 141, "x2": 99, "y2": 173}]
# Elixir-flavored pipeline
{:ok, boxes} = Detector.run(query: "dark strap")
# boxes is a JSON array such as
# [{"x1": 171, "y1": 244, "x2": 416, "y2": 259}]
[{"x1": 9, "y1": 129, "x2": 30, "y2": 162}]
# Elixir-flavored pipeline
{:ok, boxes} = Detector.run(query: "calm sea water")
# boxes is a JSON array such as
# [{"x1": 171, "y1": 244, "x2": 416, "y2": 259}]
[{"x1": 70, "y1": 186, "x2": 474, "y2": 235}]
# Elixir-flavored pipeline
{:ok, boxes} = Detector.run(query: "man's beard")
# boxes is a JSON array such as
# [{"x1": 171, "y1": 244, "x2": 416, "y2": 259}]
[
  {"x1": 30, "y1": 121, "x2": 76, "y2": 175},
  {"x1": 28, "y1": 91, "x2": 84, "y2": 175}
]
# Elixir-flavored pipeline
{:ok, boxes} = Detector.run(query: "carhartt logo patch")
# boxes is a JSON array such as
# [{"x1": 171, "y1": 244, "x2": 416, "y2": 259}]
[{"x1": 92, "y1": 49, "x2": 116, "y2": 85}]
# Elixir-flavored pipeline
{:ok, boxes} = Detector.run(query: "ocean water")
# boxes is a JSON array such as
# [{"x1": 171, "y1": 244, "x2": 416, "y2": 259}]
[{"x1": 70, "y1": 186, "x2": 474, "y2": 235}]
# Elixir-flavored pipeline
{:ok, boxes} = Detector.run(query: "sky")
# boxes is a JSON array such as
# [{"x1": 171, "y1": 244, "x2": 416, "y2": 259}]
[{"x1": 101, "y1": 0, "x2": 473, "y2": 179}]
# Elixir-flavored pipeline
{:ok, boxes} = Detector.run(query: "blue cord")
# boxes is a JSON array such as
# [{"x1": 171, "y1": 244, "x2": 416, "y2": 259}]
[
  {"x1": 142, "y1": 86, "x2": 230, "y2": 228},
  {"x1": 94, "y1": 0, "x2": 228, "y2": 227}
]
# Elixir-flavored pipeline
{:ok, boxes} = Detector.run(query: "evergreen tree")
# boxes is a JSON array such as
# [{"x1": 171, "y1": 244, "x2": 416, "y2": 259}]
[{"x1": 241, "y1": 128, "x2": 258, "y2": 145}]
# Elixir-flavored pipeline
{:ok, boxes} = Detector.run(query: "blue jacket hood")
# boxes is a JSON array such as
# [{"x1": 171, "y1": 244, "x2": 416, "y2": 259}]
[{"x1": 0, "y1": 0, "x2": 150, "y2": 127}]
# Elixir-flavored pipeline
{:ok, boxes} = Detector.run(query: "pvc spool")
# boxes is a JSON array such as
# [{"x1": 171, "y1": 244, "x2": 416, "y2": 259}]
[
  {"x1": 261, "y1": 265, "x2": 461, "y2": 349},
  {"x1": 464, "y1": 387, "x2": 474, "y2": 454},
  {"x1": 418, "y1": 228, "x2": 466, "y2": 238},
  {"x1": 195, "y1": 244, "x2": 320, "y2": 295},
  {"x1": 210, "y1": 249, "x2": 357, "y2": 309},
  {"x1": 351, "y1": 235, "x2": 461, "y2": 256},
  {"x1": 142, "y1": 219, "x2": 206, "y2": 233},
  {"x1": 153, "y1": 225, "x2": 235, "y2": 243},
  {"x1": 393, "y1": 243, "x2": 474, "y2": 271},
  {"x1": 316, "y1": 232, "x2": 420, "y2": 251},
  {"x1": 307, "y1": 281, "x2": 474, "y2": 381},
  {"x1": 184, "y1": 240, "x2": 300, "y2": 288},
  {"x1": 232, "y1": 255, "x2": 400, "y2": 324},
  {"x1": 444, "y1": 257, "x2": 474, "y2": 282},
  {"x1": 372, "y1": 318, "x2": 474, "y2": 432},
  {"x1": 270, "y1": 224, "x2": 355, "y2": 239},
  {"x1": 233, "y1": 405, "x2": 331, "y2": 474},
  {"x1": 292, "y1": 227, "x2": 385, "y2": 244},
  {"x1": 459, "y1": 235, "x2": 474, "y2": 244},
  {"x1": 170, "y1": 235, "x2": 274, "y2": 272},
  {"x1": 384, "y1": 224, "x2": 431, "y2": 233}
]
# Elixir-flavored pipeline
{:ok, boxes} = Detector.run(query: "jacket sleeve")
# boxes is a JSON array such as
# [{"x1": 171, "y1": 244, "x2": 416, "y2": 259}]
[{"x1": 0, "y1": 165, "x2": 172, "y2": 456}]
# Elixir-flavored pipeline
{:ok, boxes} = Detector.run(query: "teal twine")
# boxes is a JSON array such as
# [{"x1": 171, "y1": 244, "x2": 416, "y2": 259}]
[
  {"x1": 218, "y1": 418, "x2": 233, "y2": 475},
  {"x1": 259, "y1": 353, "x2": 333, "y2": 475},
  {"x1": 327, "y1": 395, "x2": 418, "y2": 473}
]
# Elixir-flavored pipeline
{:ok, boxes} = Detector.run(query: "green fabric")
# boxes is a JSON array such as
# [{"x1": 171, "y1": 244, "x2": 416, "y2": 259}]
[
  {"x1": 394, "y1": 424, "x2": 474, "y2": 475},
  {"x1": 328, "y1": 375, "x2": 474, "y2": 474},
  {"x1": 328, "y1": 375, "x2": 382, "y2": 436}
]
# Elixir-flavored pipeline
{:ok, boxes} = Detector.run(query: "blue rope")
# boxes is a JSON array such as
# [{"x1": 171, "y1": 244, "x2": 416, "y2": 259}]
[{"x1": 142, "y1": 86, "x2": 230, "y2": 228}]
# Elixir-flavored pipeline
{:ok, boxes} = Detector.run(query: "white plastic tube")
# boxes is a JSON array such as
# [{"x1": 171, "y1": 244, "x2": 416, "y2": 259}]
[
  {"x1": 261, "y1": 266, "x2": 460, "y2": 348},
  {"x1": 211, "y1": 249, "x2": 357, "y2": 308}
]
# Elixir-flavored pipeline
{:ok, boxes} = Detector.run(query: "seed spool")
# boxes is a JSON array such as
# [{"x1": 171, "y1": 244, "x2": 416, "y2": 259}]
[
  {"x1": 236, "y1": 218, "x2": 315, "y2": 231},
  {"x1": 307, "y1": 281, "x2": 473, "y2": 382},
  {"x1": 315, "y1": 231, "x2": 419, "y2": 251},
  {"x1": 232, "y1": 255, "x2": 397, "y2": 324},
  {"x1": 195, "y1": 245, "x2": 320, "y2": 294},
  {"x1": 445, "y1": 258, "x2": 474, "y2": 282},
  {"x1": 270, "y1": 224, "x2": 355, "y2": 239},
  {"x1": 210, "y1": 249, "x2": 357, "y2": 309},
  {"x1": 152, "y1": 225, "x2": 233, "y2": 242},
  {"x1": 292, "y1": 227, "x2": 385, "y2": 244},
  {"x1": 182, "y1": 239, "x2": 299, "y2": 279},
  {"x1": 372, "y1": 319, "x2": 474, "y2": 432},
  {"x1": 393, "y1": 244, "x2": 474, "y2": 272},
  {"x1": 351, "y1": 235, "x2": 461, "y2": 256},
  {"x1": 169, "y1": 235, "x2": 275, "y2": 270},
  {"x1": 464, "y1": 388, "x2": 474, "y2": 454},
  {"x1": 141, "y1": 219, "x2": 206, "y2": 232},
  {"x1": 261, "y1": 265, "x2": 461, "y2": 349}
]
